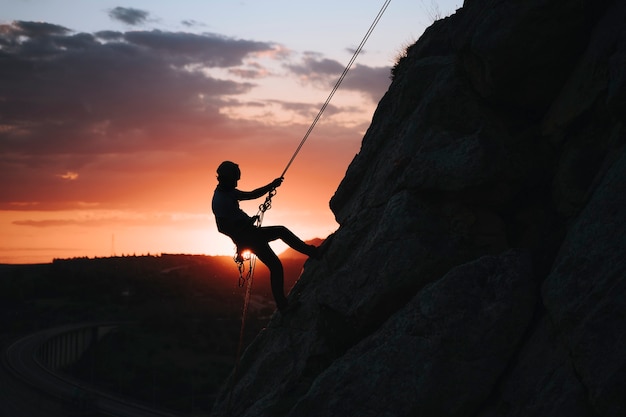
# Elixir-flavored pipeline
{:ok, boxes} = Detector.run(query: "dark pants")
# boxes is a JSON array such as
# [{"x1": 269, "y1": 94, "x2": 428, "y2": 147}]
[{"x1": 235, "y1": 226, "x2": 313, "y2": 309}]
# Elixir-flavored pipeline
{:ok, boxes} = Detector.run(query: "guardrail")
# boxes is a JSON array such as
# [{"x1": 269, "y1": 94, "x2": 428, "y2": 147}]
[{"x1": 36, "y1": 323, "x2": 118, "y2": 371}]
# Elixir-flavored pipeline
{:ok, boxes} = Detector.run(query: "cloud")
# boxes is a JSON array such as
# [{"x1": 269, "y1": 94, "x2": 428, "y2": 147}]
[
  {"x1": 269, "y1": 100, "x2": 341, "y2": 119},
  {"x1": 123, "y1": 30, "x2": 275, "y2": 67},
  {"x1": 7, "y1": 202, "x2": 42, "y2": 208},
  {"x1": 108, "y1": 7, "x2": 150, "y2": 26},
  {"x1": 58, "y1": 171, "x2": 79, "y2": 180},
  {"x1": 12, "y1": 211, "x2": 211, "y2": 228},
  {"x1": 0, "y1": 19, "x2": 380, "y2": 213},
  {"x1": 286, "y1": 52, "x2": 390, "y2": 102},
  {"x1": 0, "y1": 20, "x2": 70, "y2": 39},
  {"x1": 229, "y1": 62, "x2": 271, "y2": 79},
  {"x1": 181, "y1": 19, "x2": 207, "y2": 29},
  {"x1": 287, "y1": 52, "x2": 343, "y2": 81},
  {"x1": 13, "y1": 219, "x2": 80, "y2": 228},
  {"x1": 0, "y1": 21, "x2": 273, "y2": 156},
  {"x1": 341, "y1": 64, "x2": 391, "y2": 102}
]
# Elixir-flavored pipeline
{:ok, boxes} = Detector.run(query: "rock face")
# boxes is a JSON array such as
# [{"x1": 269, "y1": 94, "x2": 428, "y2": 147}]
[{"x1": 211, "y1": 1, "x2": 626, "y2": 416}]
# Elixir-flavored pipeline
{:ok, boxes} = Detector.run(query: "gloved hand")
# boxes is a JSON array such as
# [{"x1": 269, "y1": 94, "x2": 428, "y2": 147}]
[{"x1": 270, "y1": 177, "x2": 284, "y2": 189}]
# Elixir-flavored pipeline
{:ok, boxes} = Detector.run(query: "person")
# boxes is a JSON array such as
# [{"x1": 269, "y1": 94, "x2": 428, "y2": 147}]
[{"x1": 211, "y1": 160, "x2": 318, "y2": 313}]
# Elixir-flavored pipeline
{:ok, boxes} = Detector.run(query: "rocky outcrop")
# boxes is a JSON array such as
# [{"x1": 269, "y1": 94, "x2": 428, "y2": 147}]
[{"x1": 211, "y1": 0, "x2": 626, "y2": 416}]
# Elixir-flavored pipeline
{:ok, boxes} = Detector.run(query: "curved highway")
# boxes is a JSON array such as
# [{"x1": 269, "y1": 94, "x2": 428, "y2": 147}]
[
  {"x1": 0, "y1": 341, "x2": 79, "y2": 417},
  {"x1": 2, "y1": 324, "x2": 184, "y2": 417}
]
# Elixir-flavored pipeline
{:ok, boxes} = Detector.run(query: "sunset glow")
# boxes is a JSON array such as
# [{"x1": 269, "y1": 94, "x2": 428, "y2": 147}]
[{"x1": 0, "y1": 0, "x2": 460, "y2": 264}]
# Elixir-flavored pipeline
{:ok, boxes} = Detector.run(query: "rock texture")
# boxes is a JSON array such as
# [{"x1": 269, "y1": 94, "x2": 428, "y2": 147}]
[{"x1": 211, "y1": 0, "x2": 626, "y2": 416}]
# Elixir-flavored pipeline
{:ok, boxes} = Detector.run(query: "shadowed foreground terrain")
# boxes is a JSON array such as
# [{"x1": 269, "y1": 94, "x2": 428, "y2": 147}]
[{"x1": 1, "y1": 252, "x2": 309, "y2": 415}]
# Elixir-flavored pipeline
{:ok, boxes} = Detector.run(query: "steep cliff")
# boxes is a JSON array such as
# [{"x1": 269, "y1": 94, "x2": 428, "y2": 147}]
[{"x1": 211, "y1": 0, "x2": 626, "y2": 416}]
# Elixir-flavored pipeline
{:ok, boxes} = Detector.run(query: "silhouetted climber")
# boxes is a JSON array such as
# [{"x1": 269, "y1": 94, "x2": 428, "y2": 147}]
[{"x1": 212, "y1": 161, "x2": 318, "y2": 313}]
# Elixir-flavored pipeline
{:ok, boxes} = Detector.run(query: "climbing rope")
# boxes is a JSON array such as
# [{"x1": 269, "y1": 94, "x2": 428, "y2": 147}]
[{"x1": 227, "y1": 188, "x2": 272, "y2": 413}]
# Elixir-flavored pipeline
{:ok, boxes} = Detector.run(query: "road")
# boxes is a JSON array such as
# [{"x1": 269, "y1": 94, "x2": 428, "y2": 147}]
[{"x1": 1, "y1": 335, "x2": 93, "y2": 417}]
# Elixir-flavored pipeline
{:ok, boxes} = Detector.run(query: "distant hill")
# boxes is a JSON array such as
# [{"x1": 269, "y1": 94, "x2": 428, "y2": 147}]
[{"x1": 279, "y1": 238, "x2": 325, "y2": 259}]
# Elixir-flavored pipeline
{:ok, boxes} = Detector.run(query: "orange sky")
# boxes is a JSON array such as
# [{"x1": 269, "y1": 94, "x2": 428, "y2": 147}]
[
  {"x1": 0, "y1": 106, "x2": 372, "y2": 263},
  {"x1": 0, "y1": 2, "x2": 459, "y2": 264},
  {"x1": 0, "y1": 14, "x2": 379, "y2": 264}
]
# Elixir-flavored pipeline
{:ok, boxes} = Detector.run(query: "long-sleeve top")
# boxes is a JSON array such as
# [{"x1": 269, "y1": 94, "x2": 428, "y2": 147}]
[{"x1": 211, "y1": 183, "x2": 274, "y2": 239}]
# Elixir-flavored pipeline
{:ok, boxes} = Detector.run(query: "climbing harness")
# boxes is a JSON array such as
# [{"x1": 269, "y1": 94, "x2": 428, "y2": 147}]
[
  {"x1": 233, "y1": 187, "x2": 276, "y2": 288},
  {"x1": 226, "y1": 1, "x2": 391, "y2": 411}
]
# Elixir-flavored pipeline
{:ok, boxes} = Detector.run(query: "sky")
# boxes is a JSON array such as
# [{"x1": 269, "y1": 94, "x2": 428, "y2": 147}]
[{"x1": 0, "y1": 0, "x2": 461, "y2": 264}]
